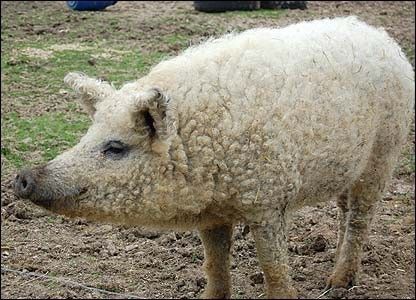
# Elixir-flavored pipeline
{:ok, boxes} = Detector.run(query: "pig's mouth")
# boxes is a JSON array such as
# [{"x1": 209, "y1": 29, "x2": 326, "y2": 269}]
[
  {"x1": 14, "y1": 167, "x2": 89, "y2": 214},
  {"x1": 24, "y1": 185, "x2": 88, "y2": 214}
]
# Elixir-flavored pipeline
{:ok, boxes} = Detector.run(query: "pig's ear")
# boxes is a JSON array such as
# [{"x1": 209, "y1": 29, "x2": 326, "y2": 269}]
[
  {"x1": 134, "y1": 88, "x2": 177, "y2": 155},
  {"x1": 64, "y1": 72, "x2": 115, "y2": 118}
]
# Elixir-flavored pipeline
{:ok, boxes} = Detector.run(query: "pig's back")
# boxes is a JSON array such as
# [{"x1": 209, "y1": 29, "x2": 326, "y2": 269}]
[{"x1": 136, "y1": 16, "x2": 413, "y2": 211}]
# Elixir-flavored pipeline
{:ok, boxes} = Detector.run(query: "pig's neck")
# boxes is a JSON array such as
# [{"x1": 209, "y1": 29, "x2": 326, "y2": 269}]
[{"x1": 144, "y1": 134, "x2": 244, "y2": 229}]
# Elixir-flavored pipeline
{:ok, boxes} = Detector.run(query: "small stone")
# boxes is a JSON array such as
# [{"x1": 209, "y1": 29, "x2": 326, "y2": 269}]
[
  {"x1": 100, "y1": 224, "x2": 113, "y2": 232},
  {"x1": 22, "y1": 137, "x2": 32, "y2": 144},
  {"x1": 140, "y1": 230, "x2": 160, "y2": 239},
  {"x1": 74, "y1": 218, "x2": 88, "y2": 225},
  {"x1": 250, "y1": 272, "x2": 264, "y2": 284},
  {"x1": 297, "y1": 244, "x2": 310, "y2": 255},
  {"x1": 55, "y1": 216, "x2": 66, "y2": 224},
  {"x1": 195, "y1": 276, "x2": 206, "y2": 288},
  {"x1": 242, "y1": 225, "x2": 250, "y2": 236},
  {"x1": 126, "y1": 233, "x2": 136, "y2": 242},
  {"x1": 175, "y1": 264, "x2": 186, "y2": 271},
  {"x1": 125, "y1": 244, "x2": 139, "y2": 252},
  {"x1": 176, "y1": 279, "x2": 186, "y2": 290},
  {"x1": 34, "y1": 27, "x2": 47, "y2": 34},
  {"x1": 310, "y1": 234, "x2": 327, "y2": 252},
  {"x1": 160, "y1": 234, "x2": 176, "y2": 245},
  {"x1": 106, "y1": 240, "x2": 118, "y2": 256},
  {"x1": 309, "y1": 217, "x2": 318, "y2": 225},
  {"x1": 351, "y1": 285, "x2": 366, "y2": 295},
  {"x1": 293, "y1": 274, "x2": 306, "y2": 281},
  {"x1": 87, "y1": 57, "x2": 96, "y2": 65},
  {"x1": 5, "y1": 214, "x2": 17, "y2": 222},
  {"x1": 288, "y1": 242, "x2": 298, "y2": 253},
  {"x1": 328, "y1": 287, "x2": 348, "y2": 299},
  {"x1": 234, "y1": 230, "x2": 242, "y2": 240}
]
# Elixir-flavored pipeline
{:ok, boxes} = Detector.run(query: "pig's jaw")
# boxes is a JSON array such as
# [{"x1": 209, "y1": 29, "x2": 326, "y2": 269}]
[
  {"x1": 29, "y1": 186, "x2": 88, "y2": 215},
  {"x1": 47, "y1": 188, "x2": 89, "y2": 215}
]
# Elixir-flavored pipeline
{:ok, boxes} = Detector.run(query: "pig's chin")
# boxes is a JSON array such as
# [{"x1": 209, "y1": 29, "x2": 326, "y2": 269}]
[{"x1": 29, "y1": 187, "x2": 88, "y2": 216}]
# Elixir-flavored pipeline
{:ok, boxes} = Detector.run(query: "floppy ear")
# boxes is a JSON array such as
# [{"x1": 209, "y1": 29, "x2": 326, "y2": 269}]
[
  {"x1": 64, "y1": 72, "x2": 115, "y2": 118},
  {"x1": 133, "y1": 88, "x2": 177, "y2": 155}
]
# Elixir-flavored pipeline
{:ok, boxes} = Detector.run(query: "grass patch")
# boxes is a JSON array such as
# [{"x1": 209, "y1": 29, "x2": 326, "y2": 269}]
[
  {"x1": 1, "y1": 45, "x2": 165, "y2": 94},
  {"x1": 1, "y1": 112, "x2": 90, "y2": 169},
  {"x1": 45, "y1": 216, "x2": 56, "y2": 224},
  {"x1": 219, "y1": 8, "x2": 285, "y2": 19},
  {"x1": 49, "y1": 48, "x2": 148, "y2": 87},
  {"x1": 163, "y1": 34, "x2": 189, "y2": 47},
  {"x1": 394, "y1": 126, "x2": 415, "y2": 178},
  {"x1": 1, "y1": 43, "x2": 170, "y2": 120},
  {"x1": 398, "y1": 149, "x2": 415, "y2": 176},
  {"x1": 404, "y1": 46, "x2": 415, "y2": 66}
]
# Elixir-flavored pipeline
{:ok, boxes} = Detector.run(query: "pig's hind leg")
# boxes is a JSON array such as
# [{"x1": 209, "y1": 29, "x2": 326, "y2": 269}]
[
  {"x1": 334, "y1": 190, "x2": 349, "y2": 261},
  {"x1": 327, "y1": 136, "x2": 401, "y2": 290}
]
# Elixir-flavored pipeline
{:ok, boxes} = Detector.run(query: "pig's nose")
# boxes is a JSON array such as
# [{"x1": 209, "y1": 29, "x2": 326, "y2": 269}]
[{"x1": 14, "y1": 169, "x2": 36, "y2": 199}]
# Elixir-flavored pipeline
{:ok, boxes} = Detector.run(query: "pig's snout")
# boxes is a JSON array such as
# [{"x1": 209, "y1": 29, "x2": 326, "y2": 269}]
[
  {"x1": 13, "y1": 166, "x2": 85, "y2": 211},
  {"x1": 14, "y1": 169, "x2": 36, "y2": 199}
]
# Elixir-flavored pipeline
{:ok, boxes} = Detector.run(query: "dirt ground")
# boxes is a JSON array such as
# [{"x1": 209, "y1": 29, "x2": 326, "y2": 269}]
[{"x1": 1, "y1": 1, "x2": 415, "y2": 299}]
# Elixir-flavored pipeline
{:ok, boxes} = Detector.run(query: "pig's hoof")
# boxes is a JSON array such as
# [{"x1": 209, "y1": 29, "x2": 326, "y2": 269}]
[
  {"x1": 324, "y1": 271, "x2": 357, "y2": 292},
  {"x1": 200, "y1": 289, "x2": 230, "y2": 299},
  {"x1": 266, "y1": 290, "x2": 298, "y2": 299}
]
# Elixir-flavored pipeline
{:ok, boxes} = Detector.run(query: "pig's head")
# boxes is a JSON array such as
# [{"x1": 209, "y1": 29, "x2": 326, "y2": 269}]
[{"x1": 14, "y1": 72, "x2": 196, "y2": 227}]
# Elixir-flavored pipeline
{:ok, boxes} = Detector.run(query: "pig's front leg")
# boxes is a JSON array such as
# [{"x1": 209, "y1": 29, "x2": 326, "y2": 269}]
[
  {"x1": 251, "y1": 219, "x2": 297, "y2": 299},
  {"x1": 199, "y1": 224, "x2": 234, "y2": 299}
]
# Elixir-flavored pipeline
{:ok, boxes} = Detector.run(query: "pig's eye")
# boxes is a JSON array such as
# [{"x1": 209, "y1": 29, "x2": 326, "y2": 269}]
[{"x1": 102, "y1": 140, "x2": 128, "y2": 159}]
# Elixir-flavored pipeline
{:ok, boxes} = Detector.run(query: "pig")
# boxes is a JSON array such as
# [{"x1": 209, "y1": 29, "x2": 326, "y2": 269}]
[{"x1": 14, "y1": 16, "x2": 414, "y2": 298}]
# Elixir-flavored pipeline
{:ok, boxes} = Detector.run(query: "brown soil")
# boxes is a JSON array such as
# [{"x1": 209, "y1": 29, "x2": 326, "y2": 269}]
[{"x1": 1, "y1": 1, "x2": 415, "y2": 299}]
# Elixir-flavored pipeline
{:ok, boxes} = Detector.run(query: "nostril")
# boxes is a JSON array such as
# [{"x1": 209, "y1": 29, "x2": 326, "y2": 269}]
[
  {"x1": 21, "y1": 178, "x2": 28, "y2": 190},
  {"x1": 14, "y1": 169, "x2": 35, "y2": 198}
]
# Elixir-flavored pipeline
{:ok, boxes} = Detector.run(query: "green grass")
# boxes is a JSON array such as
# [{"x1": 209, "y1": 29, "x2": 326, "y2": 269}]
[
  {"x1": 393, "y1": 131, "x2": 416, "y2": 178},
  {"x1": 401, "y1": 149, "x2": 415, "y2": 175},
  {"x1": 1, "y1": 112, "x2": 90, "y2": 168},
  {"x1": 1, "y1": 45, "x2": 167, "y2": 95},
  {"x1": 163, "y1": 34, "x2": 189, "y2": 47},
  {"x1": 404, "y1": 46, "x2": 415, "y2": 65},
  {"x1": 51, "y1": 49, "x2": 147, "y2": 87},
  {"x1": 45, "y1": 216, "x2": 57, "y2": 224},
  {"x1": 219, "y1": 8, "x2": 285, "y2": 18},
  {"x1": 408, "y1": 150, "x2": 415, "y2": 173}
]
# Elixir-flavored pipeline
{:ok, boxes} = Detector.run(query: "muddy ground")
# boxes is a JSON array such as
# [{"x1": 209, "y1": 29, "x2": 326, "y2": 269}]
[{"x1": 1, "y1": 1, "x2": 415, "y2": 299}]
